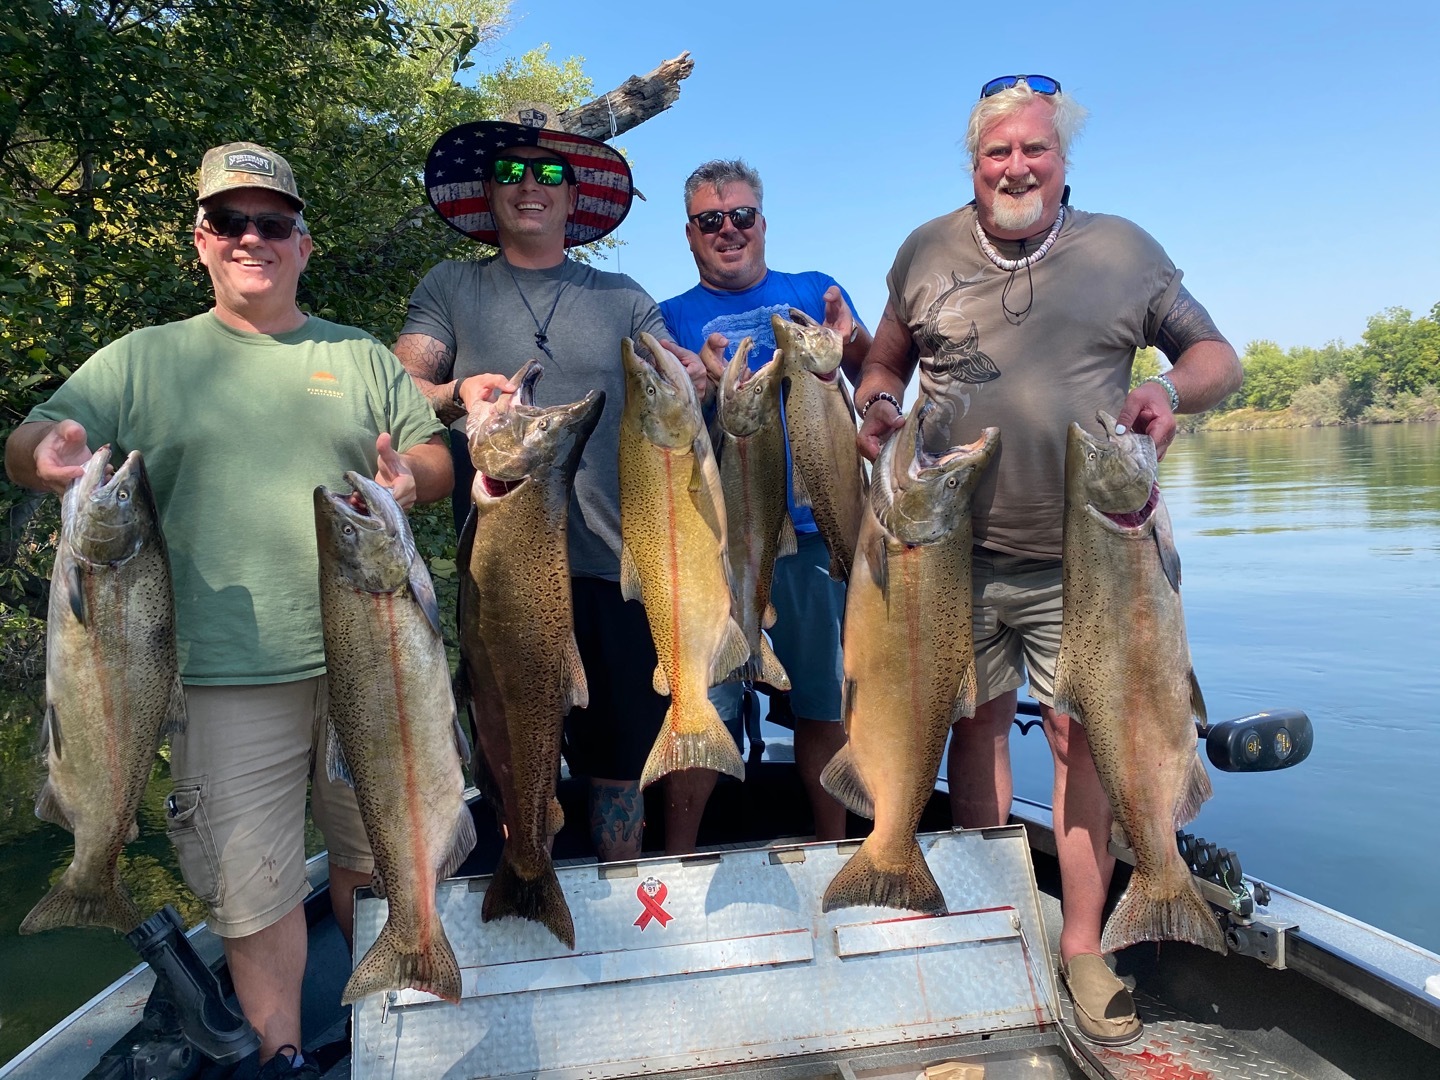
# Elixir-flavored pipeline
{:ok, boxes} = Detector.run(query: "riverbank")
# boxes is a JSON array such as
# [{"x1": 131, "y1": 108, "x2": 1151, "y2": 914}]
[{"x1": 1192, "y1": 405, "x2": 1439, "y2": 431}]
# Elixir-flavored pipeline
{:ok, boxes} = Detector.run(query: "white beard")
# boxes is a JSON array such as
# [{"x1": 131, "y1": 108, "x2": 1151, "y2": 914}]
[{"x1": 990, "y1": 187, "x2": 1044, "y2": 232}]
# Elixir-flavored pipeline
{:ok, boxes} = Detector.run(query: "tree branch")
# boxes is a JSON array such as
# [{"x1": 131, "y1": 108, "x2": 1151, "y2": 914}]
[{"x1": 555, "y1": 51, "x2": 694, "y2": 141}]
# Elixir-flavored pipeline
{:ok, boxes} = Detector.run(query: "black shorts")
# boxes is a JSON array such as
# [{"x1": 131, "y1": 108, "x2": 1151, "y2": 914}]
[{"x1": 563, "y1": 577, "x2": 668, "y2": 782}]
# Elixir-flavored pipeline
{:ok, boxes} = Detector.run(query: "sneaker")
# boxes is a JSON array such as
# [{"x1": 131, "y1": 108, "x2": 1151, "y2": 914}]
[
  {"x1": 256, "y1": 1044, "x2": 322, "y2": 1078},
  {"x1": 1060, "y1": 953, "x2": 1142, "y2": 1047}
]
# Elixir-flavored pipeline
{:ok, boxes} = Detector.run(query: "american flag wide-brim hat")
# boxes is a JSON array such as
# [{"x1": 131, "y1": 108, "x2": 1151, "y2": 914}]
[{"x1": 424, "y1": 104, "x2": 634, "y2": 247}]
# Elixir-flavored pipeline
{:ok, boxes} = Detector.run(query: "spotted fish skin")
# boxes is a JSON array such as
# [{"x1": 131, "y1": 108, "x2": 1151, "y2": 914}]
[
  {"x1": 24, "y1": 446, "x2": 184, "y2": 936},
  {"x1": 820, "y1": 404, "x2": 998, "y2": 915},
  {"x1": 1052, "y1": 411, "x2": 1226, "y2": 956},
  {"x1": 315, "y1": 473, "x2": 476, "y2": 1004},
  {"x1": 458, "y1": 362, "x2": 603, "y2": 949}
]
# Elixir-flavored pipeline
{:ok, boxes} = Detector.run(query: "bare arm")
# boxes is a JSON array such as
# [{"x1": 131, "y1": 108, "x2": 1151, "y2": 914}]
[
  {"x1": 1117, "y1": 288, "x2": 1242, "y2": 459},
  {"x1": 4, "y1": 419, "x2": 91, "y2": 495},
  {"x1": 394, "y1": 333, "x2": 464, "y2": 426},
  {"x1": 852, "y1": 301, "x2": 915, "y2": 461}
]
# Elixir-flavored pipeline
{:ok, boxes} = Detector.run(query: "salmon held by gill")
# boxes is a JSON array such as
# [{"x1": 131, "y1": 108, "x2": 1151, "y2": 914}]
[
  {"x1": 772, "y1": 309, "x2": 867, "y2": 581},
  {"x1": 23, "y1": 447, "x2": 185, "y2": 935},
  {"x1": 1052, "y1": 412, "x2": 1227, "y2": 955},
  {"x1": 619, "y1": 332, "x2": 749, "y2": 790},
  {"x1": 821, "y1": 403, "x2": 998, "y2": 915},
  {"x1": 716, "y1": 338, "x2": 793, "y2": 690},
  {"x1": 314, "y1": 473, "x2": 476, "y2": 1004},
  {"x1": 458, "y1": 361, "x2": 604, "y2": 949}
]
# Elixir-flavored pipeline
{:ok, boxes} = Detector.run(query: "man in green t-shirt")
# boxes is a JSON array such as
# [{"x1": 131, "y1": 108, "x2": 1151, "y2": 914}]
[{"x1": 5, "y1": 142, "x2": 451, "y2": 1076}]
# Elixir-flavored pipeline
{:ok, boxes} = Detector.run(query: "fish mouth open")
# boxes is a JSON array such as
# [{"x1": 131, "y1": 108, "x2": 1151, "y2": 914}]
[
  {"x1": 1096, "y1": 482, "x2": 1160, "y2": 528},
  {"x1": 478, "y1": 473, "x2": 526, "y2": 498}
]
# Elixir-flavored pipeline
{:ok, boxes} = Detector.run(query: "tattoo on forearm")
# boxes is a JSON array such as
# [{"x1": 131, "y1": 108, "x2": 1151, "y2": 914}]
[
  {"x1": 394, "y1": 334, "x2": 460, "y2": 421},
  {"x1": 1156, "y1": 287, "x2": 1226, "y2": 363}
]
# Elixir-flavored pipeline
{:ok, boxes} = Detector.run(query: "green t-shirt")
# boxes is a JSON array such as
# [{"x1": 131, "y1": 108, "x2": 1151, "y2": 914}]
[{"x1": 27, "y1": 312, "x2": 445, "y2": 684}]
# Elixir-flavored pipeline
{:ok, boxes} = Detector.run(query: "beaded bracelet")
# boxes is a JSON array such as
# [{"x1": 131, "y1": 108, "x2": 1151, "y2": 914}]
[
  {"x1": 859, "y1": 391, "x2": 903, "y2": 419},
  {"x1": 1142, "y1": 373, "x2": 1180, "y2": 412}
]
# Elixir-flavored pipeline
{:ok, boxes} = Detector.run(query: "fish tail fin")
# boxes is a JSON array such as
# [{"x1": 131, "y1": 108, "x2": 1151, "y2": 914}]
[
  {"x1": 341, "y1": 919, "x2": 463, "y2": 1005},
  {"x1": 482, "y1": 855, "x2": 576, "y2": 950},
  {"x1": 821, "y1": 838, "x2": 946, "y2": 915},
  {"x1": 1174, "y1": 750, "x2": 1214, "y2": 828},
  {"x1": 819, "y1": 744, "x2": 874, "y2": 819},
  {"x1": 1101, "y1": 862, "x2": 1227, "y2": 955},
  {"x1": 638, "y1": 702, "x2": 744, "y2": 789},
  {"x1": 20, "y1": 868, "x2": 142, "y2": 934}
]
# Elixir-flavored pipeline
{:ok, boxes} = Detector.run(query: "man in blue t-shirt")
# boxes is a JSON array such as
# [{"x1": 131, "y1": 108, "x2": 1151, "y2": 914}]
[{"x1": 660, "y1": 159, "x2": 871, "y2": 852}]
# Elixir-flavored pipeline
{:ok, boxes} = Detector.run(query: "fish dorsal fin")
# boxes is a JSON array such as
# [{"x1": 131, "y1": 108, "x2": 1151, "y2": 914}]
[
  {"x1": 777, "y1": 513, "x2": 798, "y2": 558},
  {"x1": 408, "y1": 552, "x2": 443, "y2": 639},
  {"x1": 1152, "y1": 490, "x2": 1182, "y2": 592},
  {"x1": 711, "y1": 618, "x2": 752, "y2": 686},
  {"x1": 619, "y1": 544, "x2": 644, "y2": 603},
  {"x1": 561, "y1": 635, "x2": 590, "y2": 712},
  {"x1": 652, "y1": 663, "x2": 671, "y2": 696},
  {"x1": 66, "y1": 562, "x2": 86, "y2": 626}
]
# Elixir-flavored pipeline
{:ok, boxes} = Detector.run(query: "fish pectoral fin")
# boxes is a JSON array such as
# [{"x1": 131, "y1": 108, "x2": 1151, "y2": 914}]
[
  {"x1": 619, "y1": 544, "x2": 644, "y2": 603},
  {"x1": 561, "y1": 636, "x2": 590, "y2": 712},
  {"x1": 866, "y1": 538, "x2": 889, "y2": 597},
  {"x1": 651, "y1": 663, "x2": 671, "y2": 696},
  {"x1": 689, "y1": 445, "x2": 728, "y2": 544},
  {"x1": 711, "y1": 619, "x2": 752, "y2": 686},
  {"x1": 42, "y1": 702, "x2": 62, "y2": 759},
  {"x1": 1188, "y1": 668, "x2": 1208, "y2": 727},
  {"x1": 325, "y1": 720, "x2": 355, "y2": 788},
  {"x1": 1175, "y1": 750, "x2": 1214, "y2": 827},
  {"x1": 819, "y1": 744, "x2": 874, "y2": 819},
  {"x1": 1153, "y1": 494, "x2": 1182, "y2": 592},
  {"x1": 163, "y1": 675, "x2": 187, "y2": 738},
  {"x1": 65, "y1": 562, "x2": 86, "y2": 626},
  {"x1": 409, "y1": 553, "x2": 444, "y2": 639},
  {"x1": 777, "y1": 514, "x2": 798, "y2": 558},
  {"x1": 757, "y1": 637, "x2": 790, "y2": 690}
]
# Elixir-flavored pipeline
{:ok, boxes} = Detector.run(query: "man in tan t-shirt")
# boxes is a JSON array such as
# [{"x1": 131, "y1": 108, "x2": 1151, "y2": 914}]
[{"x1": 854, "y1": 75, "x2": 1242, "y2": 1047}]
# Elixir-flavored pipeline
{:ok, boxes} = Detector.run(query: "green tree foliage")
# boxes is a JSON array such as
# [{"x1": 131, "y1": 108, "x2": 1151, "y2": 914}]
[{"x1": 0, "y1": 0, "x2": 595, "y2": 661}]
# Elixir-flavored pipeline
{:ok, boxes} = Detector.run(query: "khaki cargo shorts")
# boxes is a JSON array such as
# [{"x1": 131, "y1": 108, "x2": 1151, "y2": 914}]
[
  {"x1": 971, "y1": 550, "x2": 1064, "y2": 709},
  {"x1": 167, "y1": 677, "x2": 373, "y2": 938}
]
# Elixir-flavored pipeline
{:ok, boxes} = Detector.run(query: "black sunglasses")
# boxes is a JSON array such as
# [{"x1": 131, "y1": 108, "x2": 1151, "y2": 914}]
[
  {"x1": 490, "y1": 156, "x2": 573, "y2": 186},
  {"x1": 979, "y1": 74, "x2": 1062, "y2": 99},
  {"x1": 203, "y1": 209, "x2": 303, "y2": 241},
  {"x1": 688, "y1": 206, "x2": 759, "y2": 234}
]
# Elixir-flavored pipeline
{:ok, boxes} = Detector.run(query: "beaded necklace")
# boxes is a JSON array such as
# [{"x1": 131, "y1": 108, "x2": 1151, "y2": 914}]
[{"x1": 974, "y1": 205, "x2": 1066, "y2": 325}]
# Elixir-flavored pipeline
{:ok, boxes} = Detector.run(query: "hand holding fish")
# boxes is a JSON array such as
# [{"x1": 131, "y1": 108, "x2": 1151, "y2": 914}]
[
  {"x1": 658, "y1": 338, "x2": 713, "y2": 406},
  {"x1": 855, "y1": 393, "x2": 907, "y2": 463},
  {"x1": 694, "y1": 332, "x2": 730, "y2": 385},
  {"x1": 371, "y1": 432, "x2": 416, "y2": 510},
  {"x1": 458, "y1": 371, "x2": 519, "y2": 426},
  {"x1": 1115, "y1": 380, "x2": 1177, "y2": 460},
  {"x1": 32, "y1": 419, "x2": 95, "y2": 495},
  {"x1": 822, "y1": 285, "x2": 859, "y2": 348}
]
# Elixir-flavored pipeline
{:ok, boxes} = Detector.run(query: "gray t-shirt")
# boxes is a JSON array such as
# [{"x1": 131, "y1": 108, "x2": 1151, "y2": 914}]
[
  {"x1": 887, "y1": 205, "x2": 1183, "y2": 559},
  {"x1": 401, "y1": 256, "x2": 669, "y2": 579}
]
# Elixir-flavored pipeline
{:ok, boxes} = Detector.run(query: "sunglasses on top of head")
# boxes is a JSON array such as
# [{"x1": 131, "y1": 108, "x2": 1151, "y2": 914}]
[
  {"x1": 202, "y1": 209, "x2": 303, "y2": 241},
  {"x1": 979, "y1": 74, "x2": 1062, "y2": 99},
  {"x1": 688, "y1": 206, "x2": 759, "y2": 234},
  {"x1": 489, "y1": 156, "x2": 574, "y2": 186}
]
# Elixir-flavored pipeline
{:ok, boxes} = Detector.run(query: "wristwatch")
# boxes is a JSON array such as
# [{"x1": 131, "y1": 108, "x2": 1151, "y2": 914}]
[{"x1": 451, "y1": 376, "x2": 468, "y2": 411}]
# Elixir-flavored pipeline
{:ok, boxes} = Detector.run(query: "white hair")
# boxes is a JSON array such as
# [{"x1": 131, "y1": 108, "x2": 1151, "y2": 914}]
[{"x1": 964, "y1": 84, "x2": 1088, "y2": 171}]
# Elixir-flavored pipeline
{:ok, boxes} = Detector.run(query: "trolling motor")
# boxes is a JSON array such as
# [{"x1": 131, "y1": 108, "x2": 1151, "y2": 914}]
[{"x1": 86, "y1": 905, "x2": 259, "y2": 1080}]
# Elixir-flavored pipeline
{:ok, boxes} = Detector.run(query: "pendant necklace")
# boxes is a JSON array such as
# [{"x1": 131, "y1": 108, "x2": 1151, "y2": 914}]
[
  {"x1": 504, "y1": 262, "x2": 570, "y2": 363},
  {"x1": 974, "y1": 205, "x2": 1066, "y2": 325}
]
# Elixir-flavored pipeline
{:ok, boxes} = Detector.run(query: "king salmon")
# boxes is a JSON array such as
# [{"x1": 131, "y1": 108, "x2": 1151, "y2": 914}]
[
  {"x1": 1052, "y1": 411, "x2": 1226, "y2": 955},
  {"x1": 619, "y1": 332, "x2": 749, "y2": 790},
  {"x1": 23, "y1": 446, "x2": 184, "y2": 935},
  {"x1": 315, "y1": 473, "x2": 476, "y2": 1004},
  {"x1": 821, "y1": 404, "x2": 998, "y2": 914},
  {"x1": 458, "y1": 361, "x2": 603, "y2": 949}
]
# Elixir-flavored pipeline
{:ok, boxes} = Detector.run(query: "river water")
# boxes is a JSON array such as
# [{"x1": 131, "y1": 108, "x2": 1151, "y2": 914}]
[{"x1": 0, "y1": 421, "x2": 1436, "y2": 1065}]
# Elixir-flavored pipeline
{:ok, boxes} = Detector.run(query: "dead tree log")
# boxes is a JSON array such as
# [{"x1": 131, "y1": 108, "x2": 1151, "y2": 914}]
[{"x1": 555, "y1": 52, "x2": 694, "y2": 142}]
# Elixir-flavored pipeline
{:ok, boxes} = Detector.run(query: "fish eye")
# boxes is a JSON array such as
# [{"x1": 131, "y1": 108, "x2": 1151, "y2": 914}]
[
  {"x1": 537, "y1": 418, "x2": 550, "y2": 430},
  {"x1": 645, "y1": 385, "x2": 656, "y2": 396},
  {"x1": 116, "y1": 488, "x2": 131, "y2": 502},
  {"x1": 342, "y1": 524, "x2": 355, "y2": 536},
  {"x1": 945, "y1": 476, "x2": 958, "y2": 488},
  {"x1": 1087, "y1": 451, "x2": 1097, "y2": 461}
]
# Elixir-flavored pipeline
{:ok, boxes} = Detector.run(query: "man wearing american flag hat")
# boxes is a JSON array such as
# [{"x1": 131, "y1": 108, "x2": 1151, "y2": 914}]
[{"x1": 396, "y1": 105, "x2": 713, "y2": 864}]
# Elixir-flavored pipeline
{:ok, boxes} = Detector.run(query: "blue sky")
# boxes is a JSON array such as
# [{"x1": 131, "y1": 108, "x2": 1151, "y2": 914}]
[{"x1": 490, "y1": 0, "x2": 1440, "y2": 353}]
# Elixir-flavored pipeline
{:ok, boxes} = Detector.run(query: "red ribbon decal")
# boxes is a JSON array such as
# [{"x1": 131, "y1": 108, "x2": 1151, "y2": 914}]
[{"x1": 633, "y1": 877, "x2": 673, "y2": 930}]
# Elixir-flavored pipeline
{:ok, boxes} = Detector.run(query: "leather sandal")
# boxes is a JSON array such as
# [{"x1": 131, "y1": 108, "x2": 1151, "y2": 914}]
[{"x1": 1061, "y1": 953, "x2": 1143, "y2": 1046}]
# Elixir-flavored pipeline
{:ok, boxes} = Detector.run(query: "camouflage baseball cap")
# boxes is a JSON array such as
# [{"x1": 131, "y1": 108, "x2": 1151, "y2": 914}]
[{"x1": 197, "y1": 142, "x2": 304, "y2": 209}]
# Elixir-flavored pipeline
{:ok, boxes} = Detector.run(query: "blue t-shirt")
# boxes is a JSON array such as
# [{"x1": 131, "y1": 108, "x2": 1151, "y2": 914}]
[{"x1": 660, "y1": 270, "x2": 864, "y2": 533}]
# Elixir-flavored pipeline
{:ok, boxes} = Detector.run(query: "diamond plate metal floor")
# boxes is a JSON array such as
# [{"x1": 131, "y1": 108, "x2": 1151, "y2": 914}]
[{"x1": 1061, "y1": 986, "x2": 1305, "y2": 1080}]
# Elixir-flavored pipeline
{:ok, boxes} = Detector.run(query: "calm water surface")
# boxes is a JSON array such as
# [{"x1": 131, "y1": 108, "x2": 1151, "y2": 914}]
[{"x1": 0, "y1": 422, "x2": 1436, "y2": 1065}]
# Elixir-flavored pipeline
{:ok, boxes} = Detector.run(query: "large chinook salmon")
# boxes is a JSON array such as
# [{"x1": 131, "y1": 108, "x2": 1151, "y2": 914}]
[
  {"x1": 315, "y1": 474, "x2": 476, "y2": 1004},
  {"x1": 772, "y1": 309, "x2": 866, "y2": 581},
  {"x1": 821, "y1": 404, "x2": 998, "y2": 914},
  {"x1": 23, "y1": 447, "x2": 184, "y2": 935},
  {"x1": 715, "y1": 339, "x2": 792, "y2": 690},
  {"x1": 619, "y1": 332, "x2": 749, "y2": 790},
  {"x1": 1052, "y1": 412, "x2": 1226, "y2": 956},
  {"x1": 458, "y1": 361, "x2": 604, "y2": 949}
]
